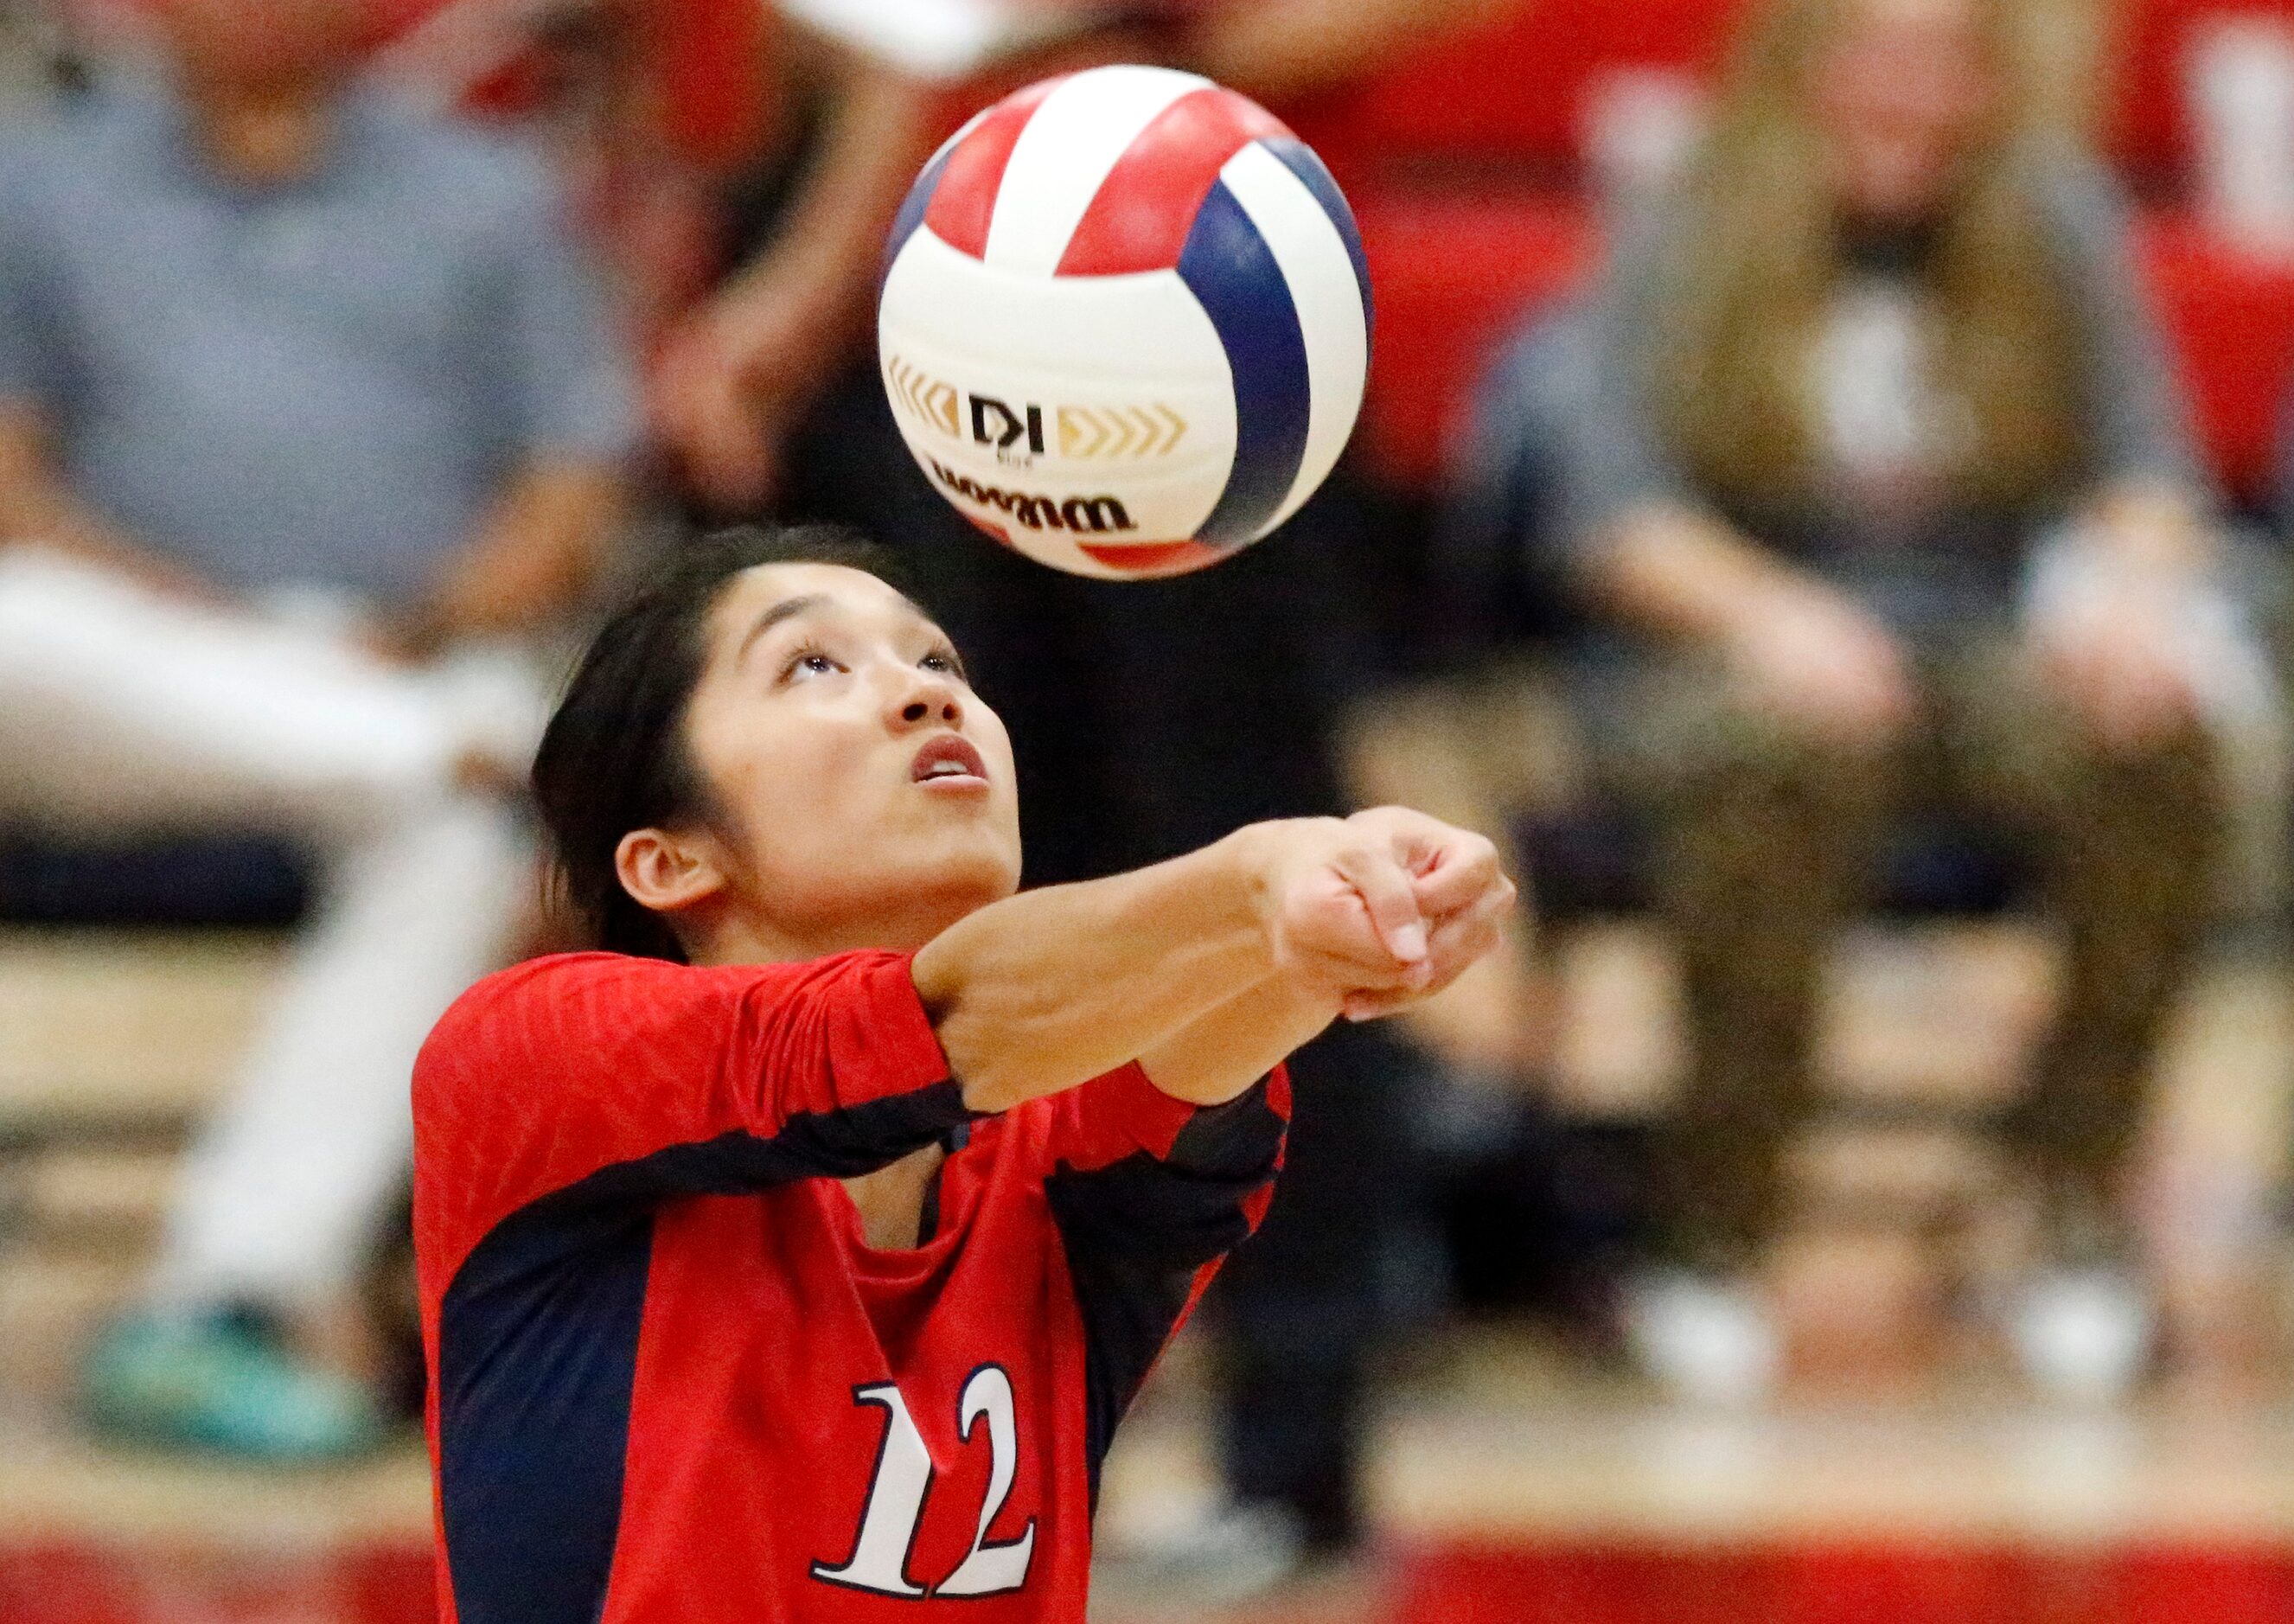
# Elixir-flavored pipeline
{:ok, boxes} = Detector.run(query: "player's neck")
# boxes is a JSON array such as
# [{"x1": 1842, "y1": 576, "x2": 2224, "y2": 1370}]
[
  {"x1": 841, "y1": 1146, "x2": 947, "y2": 1253},
  {"x1": 688, "y1": 898, "x2": 978, "y2": 967}
]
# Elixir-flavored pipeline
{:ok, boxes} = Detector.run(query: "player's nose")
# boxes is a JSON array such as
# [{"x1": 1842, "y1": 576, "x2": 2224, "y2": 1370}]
[{"x1": 883, "y1": 664, "x2": 964, "y2": 733}]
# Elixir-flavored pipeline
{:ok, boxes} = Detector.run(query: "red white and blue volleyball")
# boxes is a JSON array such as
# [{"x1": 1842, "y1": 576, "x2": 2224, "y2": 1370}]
[{"x1": 879, "y1": 66, "x2": 1372, "y2": 579}]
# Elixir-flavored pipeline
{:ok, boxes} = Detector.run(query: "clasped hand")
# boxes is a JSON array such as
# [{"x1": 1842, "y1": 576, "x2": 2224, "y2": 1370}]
[{"x1": 1250, "y1": 807, "x2": 1516, "y2": 1022}]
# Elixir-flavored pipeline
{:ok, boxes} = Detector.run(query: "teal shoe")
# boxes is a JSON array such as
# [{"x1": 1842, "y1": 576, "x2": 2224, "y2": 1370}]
[{"x1": 82, "y1": 1310, "x2": 384, "y2": 1464}]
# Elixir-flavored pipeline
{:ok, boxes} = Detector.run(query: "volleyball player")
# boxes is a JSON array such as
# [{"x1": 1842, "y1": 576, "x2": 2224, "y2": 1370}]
[{"x1": 411, "y1": 527, "x2": 1513, "y2": 1621}]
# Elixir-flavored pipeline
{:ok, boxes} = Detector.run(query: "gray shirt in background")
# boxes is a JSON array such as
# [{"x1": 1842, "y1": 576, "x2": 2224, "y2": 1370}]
[
  {"x1": 0, "y1": 77, "x2": 636, "y2": 610},
  {"x1": 1476, "y1": 150, "x2": 2203, "y2": 640}
]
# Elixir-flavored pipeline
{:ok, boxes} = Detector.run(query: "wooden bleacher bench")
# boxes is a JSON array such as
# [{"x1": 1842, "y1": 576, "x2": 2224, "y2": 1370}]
[
  {"x1": 0, "y1": 928, "x2": 283, "y2": 1403},
  {"x1": 0, "y1": 928, "x2": 278, "y2": 1140}
]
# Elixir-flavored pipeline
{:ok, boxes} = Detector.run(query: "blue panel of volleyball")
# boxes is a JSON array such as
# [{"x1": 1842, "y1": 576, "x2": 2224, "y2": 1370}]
[{"x1": 879, "y1": 64, "x2": 1372, "y2": 579}]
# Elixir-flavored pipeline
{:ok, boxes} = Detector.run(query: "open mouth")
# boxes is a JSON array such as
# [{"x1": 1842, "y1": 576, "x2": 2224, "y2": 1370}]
[{"x1": 911, "y1": 734, "x2": 989, "y2": 789}]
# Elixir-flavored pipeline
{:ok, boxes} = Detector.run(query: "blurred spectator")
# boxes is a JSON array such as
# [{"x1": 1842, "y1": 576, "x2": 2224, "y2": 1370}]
[
  {"x1": 361, "y1": 0, "x2": 778, "y2": 363},
  {"x1": 0, "y1": 0, "x2": 632, "y2": 1457},
  {"x1": 648, "y1": 24, "x2": 937, "y2": 513},
  {"x1": 1478, "y1": 0, "x2": 2246, "y2": 1403}
]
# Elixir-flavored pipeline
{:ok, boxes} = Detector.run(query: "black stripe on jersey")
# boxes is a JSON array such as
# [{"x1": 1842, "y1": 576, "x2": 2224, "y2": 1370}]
[
  {"x1": 438, "y1": 1197, "x2": 651, "y2": 1624},
  {"x1": 437, "y1": 1080, "x2": 976, "y2": 1624},
  {"x1": 1045, "y1": 1077, "x2": 1286, "y2": 1511}
]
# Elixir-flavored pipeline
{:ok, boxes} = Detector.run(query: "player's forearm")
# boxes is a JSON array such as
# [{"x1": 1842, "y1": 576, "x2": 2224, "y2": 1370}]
[
  {"x1": 1138, "y1": 972, "x2": 1335, "y2": 1107},
  {"x1": 913, "y1": 830, "x2": 1280, "y2": 1113}
]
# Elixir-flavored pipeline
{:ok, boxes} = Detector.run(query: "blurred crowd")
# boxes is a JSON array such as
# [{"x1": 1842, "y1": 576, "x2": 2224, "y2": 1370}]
[{"x1": 5, "y1": 0, "x2": 2294, "y2": 1598}]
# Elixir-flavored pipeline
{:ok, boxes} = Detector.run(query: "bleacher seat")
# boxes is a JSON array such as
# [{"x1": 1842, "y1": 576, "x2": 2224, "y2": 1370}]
[
  {"x1": 2136, "y1": 211, "x2": 2294, "y2": 503},
  {"x1": 2106, "y1": 0, "x2": 2294, "y2": 193},
  {"x1": 1356, "y1": 189, "x2": 1599, "y2": 489},
  {"x1": 367, "y1": 0, "x2": 777, "y2": 175},
  {"x1": 0, "y1": 927, "x2": 277, "y2": 1405},
  {"x1": 1289, "y1": 0, "x2": 1745, "y2": 182}
]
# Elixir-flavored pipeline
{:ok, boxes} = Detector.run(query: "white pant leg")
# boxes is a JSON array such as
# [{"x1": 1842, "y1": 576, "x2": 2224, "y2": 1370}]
[
  {"x1": 0, "y1": 548, "x2": 544, "y2": 1310},
  {"x1": 0, "y1": 549, "x2": 470, "y2": 836},
  {"x1": 146, "y1": 792, "x2": 534, "y2": 1311}
]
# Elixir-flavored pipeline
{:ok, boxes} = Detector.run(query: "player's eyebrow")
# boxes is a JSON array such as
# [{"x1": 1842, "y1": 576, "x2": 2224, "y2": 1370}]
[{"x1": 736, "y1": 594, "x2": 828, "y2": 662}]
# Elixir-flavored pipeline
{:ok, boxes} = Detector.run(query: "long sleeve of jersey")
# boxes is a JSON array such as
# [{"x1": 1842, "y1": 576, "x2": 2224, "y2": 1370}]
[
  {"x1": 1038, "y1": 1064, "x2": 1291, "y2": 1504},
  {"x1": 413, "y1": 949, "x2": 969, "y2": 1295}
]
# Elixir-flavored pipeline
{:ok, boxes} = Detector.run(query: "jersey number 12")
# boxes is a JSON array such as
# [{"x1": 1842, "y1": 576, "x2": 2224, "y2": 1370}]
[{"x1": 810, "y1": 1365, "x2": 1038, "y2": 1599}]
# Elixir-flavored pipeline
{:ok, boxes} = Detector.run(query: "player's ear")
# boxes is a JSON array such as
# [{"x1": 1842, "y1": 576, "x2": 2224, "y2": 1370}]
[{"x1": 614, "y1": 827, "x2": 727, "y2": 920}]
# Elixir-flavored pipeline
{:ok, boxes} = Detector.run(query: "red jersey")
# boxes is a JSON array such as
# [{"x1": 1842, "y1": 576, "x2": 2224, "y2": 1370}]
[{"x1": 412, "y1": 949, "x2": 1288, "y2": 1624}]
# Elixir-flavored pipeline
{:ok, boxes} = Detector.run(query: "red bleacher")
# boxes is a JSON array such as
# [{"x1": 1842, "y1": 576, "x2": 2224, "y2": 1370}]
[
  {"x1": 2108, "y1": 0, "x2": 2294, "y2": 189},
  {"x1": 1395, "y1": 1538, "x2": 2294, "y2": 1624},
  {"x1": 1352, "y1": 189, "x2": 1597, "y2": 489},
  {"x1": 367, "y1": 0, "x2": 780, "y2": 174},
  {"x1": 7, "y1": 1535, "x2": 2291, "y2": 1624},
  {"x1": 1313, "y1": 0, "x2": 1749, "y2": 176},
  {"x1": 2139, "y1": 213, "x2": 2294, "y2": 497}
]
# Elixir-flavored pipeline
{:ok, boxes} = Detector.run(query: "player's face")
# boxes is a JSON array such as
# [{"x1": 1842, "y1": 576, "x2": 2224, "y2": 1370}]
[{"x1": 680, "y1": 564, "x2": 1023, "y2": 952}]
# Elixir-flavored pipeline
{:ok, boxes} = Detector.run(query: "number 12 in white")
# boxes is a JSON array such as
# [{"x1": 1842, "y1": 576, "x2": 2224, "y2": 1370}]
[{"x1": 810, "y1": 1365, "x2": 1038, "y2": 1599}]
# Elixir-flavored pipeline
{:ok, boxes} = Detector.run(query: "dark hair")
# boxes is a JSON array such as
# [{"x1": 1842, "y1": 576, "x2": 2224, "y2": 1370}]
[{"x1": 531, "y1": 523, "x2": 922, "y2": 962}]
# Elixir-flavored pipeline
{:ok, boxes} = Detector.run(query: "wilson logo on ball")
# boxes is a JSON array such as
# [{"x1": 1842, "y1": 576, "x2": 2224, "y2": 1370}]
[
  {"x1": 879, "y1": 63, "x2": 1371, "y2": 579},
  {"x1": 926, "y1": 460, "x2": 1137, "y2": 534}
]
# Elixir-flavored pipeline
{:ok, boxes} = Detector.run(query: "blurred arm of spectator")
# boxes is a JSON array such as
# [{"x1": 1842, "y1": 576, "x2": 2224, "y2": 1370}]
[
  {"x1": 1596, "y1": 507, "x2": 1920, "y2": 751},
  {"x1": 2017, "y1": 157, "x2": 2221, "y2": 757},
  {"x1": 393, "y1": 458, "x2": 624, "y2": 656},
  {"x1": 1180, "y1": 0, "x2": 1513, "y2": 101},
  {"x1": 0, "y1": 402, "x2": 222, "y2": 601},
  {"x1": 0, "y1": 403, "x2": 624, "y2": 655},
  {"x1": 0, "y1": 289, "x2": 626, "y2": 671},
  {"x1": 650, "y1": 33, "x2": 936, "y2": 512}
]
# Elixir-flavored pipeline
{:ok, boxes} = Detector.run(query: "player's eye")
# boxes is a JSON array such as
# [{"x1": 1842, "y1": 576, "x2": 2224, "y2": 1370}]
[
  {"x1": 779, "y1": 643, "x2": 843, "y2": 684},
  {"x1": 921, "y1": 646, "x2": 967, "y2": 682}
]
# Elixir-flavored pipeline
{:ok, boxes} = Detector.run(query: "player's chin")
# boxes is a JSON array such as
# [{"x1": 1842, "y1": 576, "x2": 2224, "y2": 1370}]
[
  {"x1": 898, "y1": 825, "x2": 1022, "y2": 909},
  {"x1": 903, "y1": 778, "x2": 1019, "y2": 842}
]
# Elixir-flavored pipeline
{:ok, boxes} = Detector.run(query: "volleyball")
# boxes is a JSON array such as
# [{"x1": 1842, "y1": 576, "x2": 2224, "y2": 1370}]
[{"x1": 878, "y1": 66, "x2": 1372, "y2": 579}]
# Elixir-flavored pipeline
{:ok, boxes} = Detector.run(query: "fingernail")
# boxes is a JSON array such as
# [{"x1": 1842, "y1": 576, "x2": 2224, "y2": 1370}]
[{"x1": 1392, "y1": 922, "x2": 1428, "y2": 962}]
